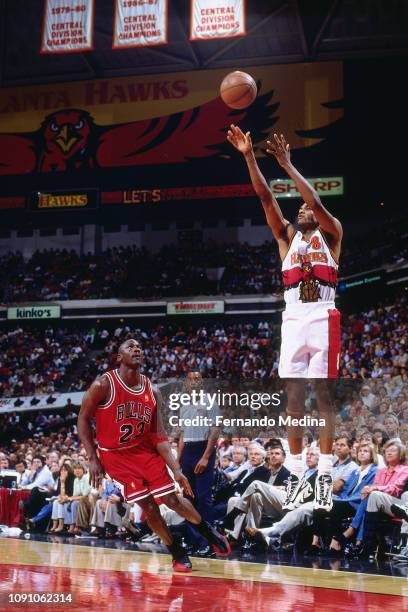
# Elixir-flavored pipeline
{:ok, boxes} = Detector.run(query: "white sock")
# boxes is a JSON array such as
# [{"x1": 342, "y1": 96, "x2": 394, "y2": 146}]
[
  {"x1": 289, "y1": 453, "x2": 304, "y2": 479},
  {"x1": 317, "y1": 453, "x2": 333, "y2": 476}
]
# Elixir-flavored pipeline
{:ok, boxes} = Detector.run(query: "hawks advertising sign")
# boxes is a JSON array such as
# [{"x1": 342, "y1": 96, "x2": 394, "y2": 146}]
[
  {"x1": 113, "y1": 0, "x2": 168, "y2": 48},
  {"x1": 41, "y1": 0, "x2": 94, "y2": 54},
  {"x1": 190, "y1": 0, "x2": 245, "y2": 40},
  {"x1": 31, "y1": 189, "x2": 99, "y2": 211},
  {"x1": 167, "y1": 301, "x2": 225, "y2": 315},
  {"x1": 0, "y1": 62, "x2": 342, "y2": 177}
]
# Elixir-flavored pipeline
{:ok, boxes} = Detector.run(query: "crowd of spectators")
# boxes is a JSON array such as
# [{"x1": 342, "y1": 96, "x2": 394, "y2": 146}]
[
  {"x1": 68, "y1": 291, "x2": 407, "y2": 390},
  {"x1": 68, "y1": 321, "x2": 280, "y2": 392},
  {"x1": 0, "y1": 243, "x2": 280, "y2": 302},
  {"x1": 2, "y1": 419, "x2": 408, "y2": 562},
  {"x1": 0, "y1": 289, "x2": 406, "y2": 398},
  {"x1": 0, "y1": 327, "x2": 94, "y2": 397},
  {"x1": 339, "y1": 291, "x2": 408, "y2": 379},
  {"x1": 0, "y1": 216, "x2": 406, "y2": 302}
]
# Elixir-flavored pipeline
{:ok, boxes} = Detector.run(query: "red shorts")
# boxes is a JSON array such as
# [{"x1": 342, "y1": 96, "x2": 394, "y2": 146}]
[{"x1": 98, "y1": 445, "x2": 176, "y2": 503}]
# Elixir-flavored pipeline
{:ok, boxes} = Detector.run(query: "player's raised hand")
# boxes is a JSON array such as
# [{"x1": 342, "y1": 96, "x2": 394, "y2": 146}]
[
  {"x1": 174, "y1": 469, "x2": 194, "y2": 498},
  {"x1": 266, "y1": 133, "x2": 291, "y2": 167},
  {"x1": 227, "y1": 124, "x2": 253, "y2": 155}
]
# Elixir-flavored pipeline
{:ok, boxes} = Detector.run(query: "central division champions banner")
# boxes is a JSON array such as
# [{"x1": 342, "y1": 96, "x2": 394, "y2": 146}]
[
  {"x1": 113, "y1": 0, "x2": 168, "y2": 48},
  {"x1": 190, "y1": 0, "x2": 245, "y2": 40},
  {"x1": 41, "y1": 0, "x2": 94, "y2": 54},
  {"x1": 0, "y1": 62, "x2": 343, "y2": 176}
]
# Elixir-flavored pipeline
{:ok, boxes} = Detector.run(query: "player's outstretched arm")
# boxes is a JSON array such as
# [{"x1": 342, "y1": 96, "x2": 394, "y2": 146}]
[
  {"x1": 77, "y1": 378, "x2": 107, "y2": 487},
  {"x1": 227, "y1": 124, "x2": 293, "y2": 243},
  {"x1": 266, "y1": 133, "x2": 342, "y2": 243}
]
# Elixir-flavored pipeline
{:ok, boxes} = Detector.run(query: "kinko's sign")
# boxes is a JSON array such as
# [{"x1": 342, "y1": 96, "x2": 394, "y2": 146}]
[
  {"x1": 167, "y1": 301, "x2": 225, "y2": 315},
  {"x1": 7, "y1": 306, "x2": 62, "y2": 320},
  {"x1": 270, "y1": 177, "x2": 344, "y2": 198}
]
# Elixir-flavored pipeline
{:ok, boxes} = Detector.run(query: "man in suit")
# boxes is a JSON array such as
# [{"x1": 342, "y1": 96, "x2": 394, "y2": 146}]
[
  {"x1": 245, "y1": 447, "x2": 320, "y2": 547},
  {"x1": 214, "y1": 443, "x2": 270, "y2": 505},
  {"x1": 248, "y1": 444, "x2": 375, "y2": 552},
  {"x1": 220, "y1": 445, "x2": 291, "y2": 540}
]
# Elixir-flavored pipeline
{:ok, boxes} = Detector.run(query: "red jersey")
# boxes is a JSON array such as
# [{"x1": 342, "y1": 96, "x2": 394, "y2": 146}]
[{"x1": 95, "y1": 369, "x2": 166, "y2": 452}]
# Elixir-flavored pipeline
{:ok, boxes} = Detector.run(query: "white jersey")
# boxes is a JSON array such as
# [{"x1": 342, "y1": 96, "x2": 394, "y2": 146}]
[{"x1": 282, "y1": 229, "x2": 338, "y2": 305}]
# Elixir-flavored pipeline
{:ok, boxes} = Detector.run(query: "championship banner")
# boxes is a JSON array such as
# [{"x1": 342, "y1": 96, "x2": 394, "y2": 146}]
[
  {"x1": 167, "y1": 301, "x2": 225, "y2": 315},
  {"x1": 41, "y1": 0, "x2": 94, "y2": 54},
  {"x1": 113, "y1": 0, "x2": 168, "y2": 49},
  {"x1": 190, "y1": 0, "x2": 245, "y2": 40},
  {"x1": 270, "y1": 177, "x2": 344, "y2": 198}
]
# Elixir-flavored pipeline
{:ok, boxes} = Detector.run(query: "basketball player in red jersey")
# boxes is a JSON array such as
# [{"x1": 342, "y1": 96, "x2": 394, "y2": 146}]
[
  {"x1": 227, "y1": 126, "x2": 342, "y2": 512},
  {"x1": 77, "y1": 338, "x2": 229, "y2": 572}
]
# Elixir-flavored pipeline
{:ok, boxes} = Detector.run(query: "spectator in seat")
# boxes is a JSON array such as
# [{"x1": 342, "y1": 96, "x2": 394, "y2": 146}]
[
  {"x1": 214, "y1": 443, "x2": 270, "y2": 505},
  {"x1": 21, "y1": 455, "x2": 55, "y2": 518},
  {"x1": 359, "y1": 439, "x2": 408, "y2": 558},
  {"x1": 0, "y1": 457, "x2": 9, "y2": 469},
  {"x1": 48, "y1": 463, "x2": 76, "y2": 532},
  {"x1": 383, "y1": 414, "x2": 401, "y2": 442},
  {"x1": 361, "y1": 385, "x2": 376, "y2": 409},
  {"x1": 224, "y1": 445, "x2": 247, "y2": 475},
  {"x1": 63, "y1": 461, "x2": 92, "y2": 535},
  {"x1": 221, "y1": 445, "x2": 290, "y2": 541},
  {"x1": 310, "y1": 442, "x2": 378, "y2": 554},
  {"x1": 244, "y1": 448, "x2": 319, "y2": 549},
  {"x1": 358, "y1": 432, "x2": 386, "y2": 467},
  {"x1": 15, "y1": 459, "x2": 31, "y2": 488},
  {"x1": 90, "y1": 477, "x2": 128, "y2": 537},
  {"x1": 373, "y1": 428, "x2": 389, "y2": 452},
  {"x1": 331, "y1": 435, "x2": 359, "y2": 496},
  {"x1": 220, "y1": 455, "x2": 232, "y2": 471}
]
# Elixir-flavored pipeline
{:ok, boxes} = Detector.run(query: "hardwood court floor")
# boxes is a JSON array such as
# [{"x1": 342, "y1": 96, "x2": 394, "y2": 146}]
[{"x1": 1, "y1": 537, "x2": 408, "y2": 611}]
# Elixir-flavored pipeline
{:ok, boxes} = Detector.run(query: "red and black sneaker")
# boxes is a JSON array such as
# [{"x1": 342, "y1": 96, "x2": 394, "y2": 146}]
[
  {"x1": 172, "y1": 554, "x2": 193, "y2": 573},
  {"x1": 207, "y1": 527, "x2": 231, "y2": 557}
]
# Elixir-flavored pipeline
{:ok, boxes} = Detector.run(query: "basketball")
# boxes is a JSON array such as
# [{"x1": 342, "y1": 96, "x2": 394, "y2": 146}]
[{"x1": 220, "y1": 71, "x2": 257, "y2": 109}]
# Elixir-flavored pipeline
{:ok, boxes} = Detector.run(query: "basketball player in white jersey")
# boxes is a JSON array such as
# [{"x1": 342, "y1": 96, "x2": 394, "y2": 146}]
[{"x1": 227, "y1": 126, "x2": 342, "y2": 512}]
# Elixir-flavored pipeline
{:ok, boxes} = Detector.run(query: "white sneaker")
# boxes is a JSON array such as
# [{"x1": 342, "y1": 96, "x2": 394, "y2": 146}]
[
  {"x1": 140, "y1": 533, "x2": 161, "y2": 544},
  {"x1": 394, "y1": 545, "x2": 408, "y2": 562},
  {"x1": 314, "y1": 474, "x2": 333, "y2": 511},
  {"x1": 282, "y1": 475, "x2": 313, "y2": 511}
]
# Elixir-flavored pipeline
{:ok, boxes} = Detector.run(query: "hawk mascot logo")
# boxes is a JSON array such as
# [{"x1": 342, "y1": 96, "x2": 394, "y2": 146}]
[{"x1": 0, "y1": 86, "x2": 278, "y2": 174}]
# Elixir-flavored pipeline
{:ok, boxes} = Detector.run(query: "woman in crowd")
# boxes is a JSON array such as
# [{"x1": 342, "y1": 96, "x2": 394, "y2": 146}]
[
  {"x1": 48, "y1": 463, "x2": 75, "y2": 532},
  {"x1": 372, "y1": 429, "x2": 389, "y2": 452},
  {"x1": 358, "y1": 439, "x2": 408, "y2": 558},
  {"x1": 358, "y1": 432, "x2": 385, "y2": 467},
  {"x1": 62, "y1": 461, "x2": 92, "y2": 536},
  {"x1": 27, "y1": 463, "x2": 74, "y2": 531},
  {"x1": 309, "y1": 442, "x2": 378, "y2": 555}
]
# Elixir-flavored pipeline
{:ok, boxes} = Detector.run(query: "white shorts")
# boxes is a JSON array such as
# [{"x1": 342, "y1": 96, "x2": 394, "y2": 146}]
[{"x1": 278, "y1": 302, "x2": 341, "y2": 379}]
